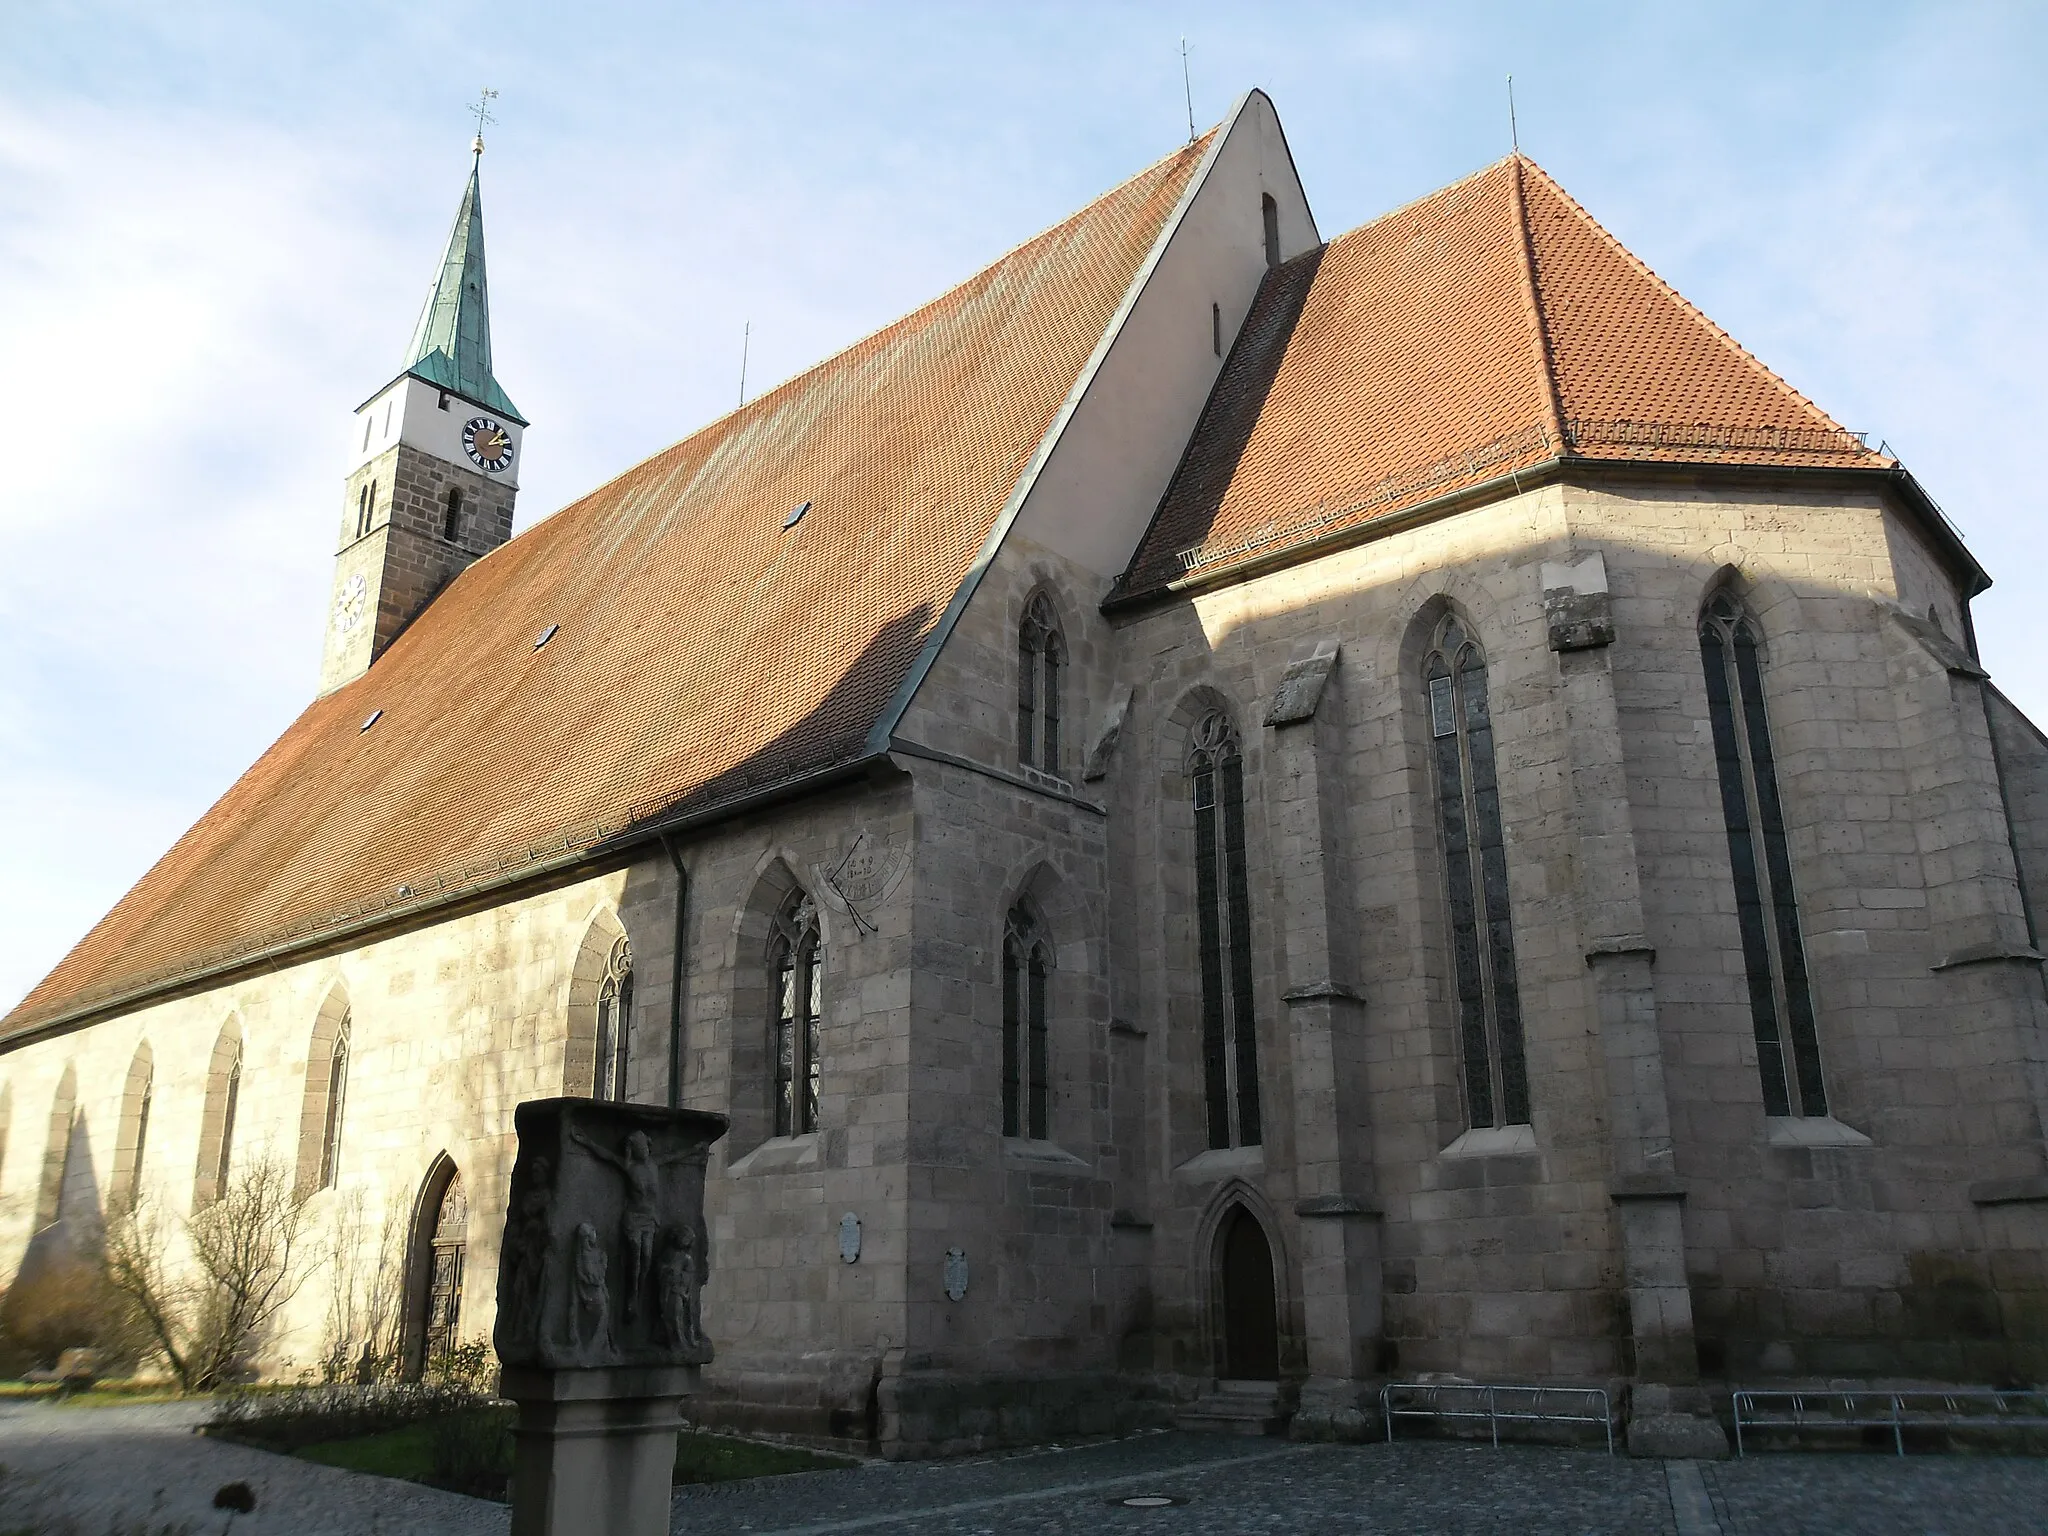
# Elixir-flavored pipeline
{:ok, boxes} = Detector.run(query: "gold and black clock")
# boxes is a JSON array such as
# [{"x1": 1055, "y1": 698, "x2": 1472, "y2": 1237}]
[{"x1": 462, "y1": 416, "x2": 515, "y2": 473}]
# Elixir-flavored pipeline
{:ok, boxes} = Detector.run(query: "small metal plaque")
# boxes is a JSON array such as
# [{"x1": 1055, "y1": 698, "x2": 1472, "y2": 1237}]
[
  {"x1": 838, "y1": 1212, "x2": 861, "y2": 1264},
  {"x1": 943, "y1": 1247, "x2": 968, "y2": 1302}
]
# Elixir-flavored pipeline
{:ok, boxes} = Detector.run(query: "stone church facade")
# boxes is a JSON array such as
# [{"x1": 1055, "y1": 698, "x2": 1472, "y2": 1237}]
[{"x1": 6, "y1": 93, "x2": 2048, "y2": 1456}]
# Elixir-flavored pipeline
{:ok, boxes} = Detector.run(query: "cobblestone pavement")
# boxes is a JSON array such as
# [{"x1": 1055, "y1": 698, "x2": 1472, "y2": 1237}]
[
  {"x1": 0, "y1": 1399, "x2": 500, "y2": 1535},
  {"x1": 2, "y1": 1405, "x2": 2044, "y2": 1535}
]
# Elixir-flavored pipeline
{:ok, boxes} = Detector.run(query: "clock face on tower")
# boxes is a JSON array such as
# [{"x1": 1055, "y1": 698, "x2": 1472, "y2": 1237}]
[
  {"x1": 462, "y1": 416, "x2": 515, "y2": 473},
  {"x1": 334, "y1": 572, "x2": 368, "y2": 635}
]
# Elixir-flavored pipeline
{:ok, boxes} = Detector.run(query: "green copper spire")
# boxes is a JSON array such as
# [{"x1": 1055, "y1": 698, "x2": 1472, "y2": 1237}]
[{"x1": 400, "y1": 149, "x2": 525, "y2": 424}]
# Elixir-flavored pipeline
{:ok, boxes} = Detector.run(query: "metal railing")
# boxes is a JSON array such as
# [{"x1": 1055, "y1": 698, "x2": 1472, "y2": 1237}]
[
  {"x1": 1380, "y1": 1381, "x2": 1614, "y2": 1454},
  {"x1": 1732, "y1": 1387, "x2": 2048, "y2": 1457}
]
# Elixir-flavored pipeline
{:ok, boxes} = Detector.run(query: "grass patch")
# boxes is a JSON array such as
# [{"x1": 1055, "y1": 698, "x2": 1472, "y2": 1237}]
[
  {"x1": 0, "y1": 1380, "x2": 196, "y2": 1408},
  {"x1": 294, "y1": 1408, "x2": 852, "y2": 1500}
]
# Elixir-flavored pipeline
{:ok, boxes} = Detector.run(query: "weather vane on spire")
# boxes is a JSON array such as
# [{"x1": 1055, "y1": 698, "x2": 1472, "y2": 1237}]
[{"x1": 471, "y1": 87, "x2": 499, "y2": 156}]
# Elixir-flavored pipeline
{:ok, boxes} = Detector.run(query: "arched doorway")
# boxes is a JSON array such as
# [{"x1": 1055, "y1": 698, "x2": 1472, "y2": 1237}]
[
  {"x1": 409, "y1": 1160, "x2": 467, "y2": 1374},
  {"x1": 1218, "y1": 1206, "x2": 1279, "y2": 1380}
]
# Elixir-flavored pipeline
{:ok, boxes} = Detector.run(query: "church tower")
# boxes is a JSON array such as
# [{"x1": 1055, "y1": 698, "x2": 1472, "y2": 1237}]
[{"x1": 319, "y1": 138, "x2": 525, "y2": 695}]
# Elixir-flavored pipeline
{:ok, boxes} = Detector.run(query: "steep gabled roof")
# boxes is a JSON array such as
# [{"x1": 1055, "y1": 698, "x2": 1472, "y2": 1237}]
[
  {"x1": 4, "y1": 136, "x2": 1213, "y2": 1041},
  {"x1": 1120, "y1": 155, "x2": 1888, "y2": 597}
]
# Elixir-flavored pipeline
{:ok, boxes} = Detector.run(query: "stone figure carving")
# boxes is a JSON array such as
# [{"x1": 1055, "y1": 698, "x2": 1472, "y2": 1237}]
[
  {"x1": 496, "y1": 1154, "x2": 554, "y2": 1353},
  {"x1": 569, "y1": 1221, "x2": 611, "y2": 1354},
  {"x1": 494, "y1": 1097, "x2": 728, "y2": 1372},
  {"x1": 569, "y1": 1125, "x2": 698, "y2": 1326},
  {"x1": 671, "y1": 1236, "x2": 712, "y2": 1351}
]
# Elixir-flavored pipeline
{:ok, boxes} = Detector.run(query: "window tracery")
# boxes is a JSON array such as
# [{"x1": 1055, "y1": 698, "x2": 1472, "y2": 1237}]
[
  {"x1": 1002, "y1": 905, "x2": 1051, "y2": 1139},
  {"x1": 1017, "y1": 593, "x2": 1065, "y2": 776},
  {"x1": 1189, "y1": 708, "x2": 1261, "y2": 1148},
  {"x1": 770, "y1": 894, "x2": 822, "y2": 1137},
  {"x1": 317, "y1": 1012, "x2": 351, "y2": 1188},
  {"x1": 1700, "y1": 592, "x2": 1827, "y2": 1117},
  {"x1": 594, "y1": 936, "x2": 635, "y2": 1104},
  {"x1": 1425, "y1": 615, "x2": 1530, "y2": 1130}
]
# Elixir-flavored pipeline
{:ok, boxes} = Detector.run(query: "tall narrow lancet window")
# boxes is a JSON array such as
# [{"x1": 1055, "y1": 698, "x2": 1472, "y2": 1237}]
[
  {"x1": 593, "y1": 936, "x2": 635, "y2": 1103},
  {"x1": 113, "y1": 1044, "x2": 155, "y2": 1213},
  {"x1": 1700, "y1": 593, "x2": 1827, "y2": 1118},
  {"x1": 1017, "y1": 593, "x2": 1065, "y2": 776},
  {"x1": 1190, "y1": 709, "x2": 1261, "y2": 1148},
  {"x1": 1425, "y1": 616, "x2": 1530, "y2": 1130},
  {"x1": 1261, "y1": 193, "x2": 1281, "y2": 267},
  {"x1": 318, "y1": 1014, "x2": 351, "y2": 1189},
  {"x1": 1002, "y1": 905, "x2": 1051, "y2": 1139},
  {"x1": 770, "y1": 894, "x2": 822, "y2": 1137},
  {"x1": 195, "y1": 1024, "x2": 243, "y2": 1207},
  {"x1": 442, "y1": 486, "x2": 464, "y2": 542}
]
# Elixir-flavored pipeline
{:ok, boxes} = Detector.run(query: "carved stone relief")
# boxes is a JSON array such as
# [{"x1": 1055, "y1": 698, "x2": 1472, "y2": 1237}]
[{"x1": 494, "y1": 1097, "x2": 729, "y2": 1371}]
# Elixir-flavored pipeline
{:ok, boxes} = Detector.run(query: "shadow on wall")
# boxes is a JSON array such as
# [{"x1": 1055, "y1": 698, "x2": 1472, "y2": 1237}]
[{"x1": 1106, "y1": 496, "x2": 2048, "y2": 1387}]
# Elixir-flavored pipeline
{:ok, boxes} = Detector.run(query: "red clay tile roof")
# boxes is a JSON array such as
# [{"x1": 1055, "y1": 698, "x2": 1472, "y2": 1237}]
[
  {"x1": 5, "y1": 137, "x2": 1213, "y2": 1040},
  {"x1": 1121, "y1": 155, "x2": 1886, "y2": 596}
]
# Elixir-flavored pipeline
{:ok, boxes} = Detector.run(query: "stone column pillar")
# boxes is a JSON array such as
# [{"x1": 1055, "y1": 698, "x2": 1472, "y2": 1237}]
[
  {"x1": 495, "y1": 1097, "x2": 729, "y2": 1536},
  {"x1": 1262, "y1": 641, "x2": 1382, "y2": 1437},
  {"x1": 1545, "y1": 554, "x2": 1724, "y2": 1457},
  {"x1": 1886, "y1": 610, "x2": 2048, "y2": 1161}
]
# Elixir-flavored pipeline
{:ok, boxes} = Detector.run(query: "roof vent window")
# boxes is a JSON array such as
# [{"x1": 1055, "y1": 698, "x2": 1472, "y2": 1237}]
[
  {"x1": 783, "y1": 500, "x2": 811, "y2": 530},
  {"x1": 534, "y1": 623, "x2": 559, "y2": 650},
  {"x1": 360, "y1": 709, "x2": 382, "y2": 733}
]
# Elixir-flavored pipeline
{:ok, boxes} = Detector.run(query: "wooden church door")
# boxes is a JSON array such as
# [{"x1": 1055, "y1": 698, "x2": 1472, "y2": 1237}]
[
  {"x1": 422, "y1": 1171, "x2": 467, "y2": 1363},
  {"x1": 1219, "y1": 1206, "x2": 1279, "y2": 1380}
]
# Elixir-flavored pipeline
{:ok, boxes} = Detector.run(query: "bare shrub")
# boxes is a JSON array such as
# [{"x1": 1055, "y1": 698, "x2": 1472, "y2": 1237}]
[
  {"x1": 102, "y1": 1156, "x2": 312, "y2": 1392},
  {"x1": 318, "y1": 1189, "x2": 404, "y2": 1383},
  {"x1": 0, "y1": 1248, "x2": 149, "y2": 1377}
]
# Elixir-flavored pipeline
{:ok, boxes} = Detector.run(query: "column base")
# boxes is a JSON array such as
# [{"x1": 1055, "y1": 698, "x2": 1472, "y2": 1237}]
[
  {"x1": 1289, "y1": 1376, "x2": 1381, "y2": 1441},
  {"x1": 501, "y1": 1364, "x2": 701, "y2": 1536},
  {"x1": 1625, "y1": 1383, "x2": 1729, "y2": 1459}
]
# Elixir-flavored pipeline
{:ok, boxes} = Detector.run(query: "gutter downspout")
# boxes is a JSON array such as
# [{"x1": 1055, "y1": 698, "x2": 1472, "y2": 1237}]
[{"x1": 662, "y1": 833, "x2": 688, "y2": 1109}]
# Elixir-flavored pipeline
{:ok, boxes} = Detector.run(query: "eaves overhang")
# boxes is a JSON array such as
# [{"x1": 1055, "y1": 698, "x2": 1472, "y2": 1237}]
[
  {"x1": 1102, "y1": 455, "x2": 1989, "y2": 617},
  {"x1": 0, "y1": 752, "x2": 899, "y2": 1054}
]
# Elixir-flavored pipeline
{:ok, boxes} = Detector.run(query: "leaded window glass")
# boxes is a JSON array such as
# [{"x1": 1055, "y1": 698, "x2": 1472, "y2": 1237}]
[
  {"x1": 318, "y1": 1013, "x2": 351, "y2": 1189},
  {"x1": 1018, "y1": 594, "x2": 1065, "y2": 776},
  {"x1": 1190, "y1": 709, "x2": 1261, "y2": 1148},
  {"x1": 1002, "y1": 906, "x2": 1051, "y2": 1139},
  {"x1": 771, "y1": 894, "x2": 822, "y2": 1137},
  {"x1": 1425, "y1": 616, "x2": 1530, "y2": 1129},
  {"x1": 593, "y1": 936, "x2": 634, "y2": 1103},
  {"x1": 1700, "y1": 593, "x2": 1827, "y2": 1118}
]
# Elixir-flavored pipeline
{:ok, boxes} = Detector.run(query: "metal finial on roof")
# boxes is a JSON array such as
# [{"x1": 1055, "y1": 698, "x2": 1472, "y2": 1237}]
[
  {"x1": 471, "y1": 87, "x2": 498, "y2": 156},
  {"x1": 1180, "y1": 39, "x2": 1195, "y2": 144},
  {"x1": 1507, "y1": 75, "x2": 1519, "y2": 155}
]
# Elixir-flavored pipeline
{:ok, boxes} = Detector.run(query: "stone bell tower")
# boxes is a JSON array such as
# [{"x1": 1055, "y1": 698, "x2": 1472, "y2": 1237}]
[{"x1": 319, "y1": 136, "x2": 526, "y2": 695}]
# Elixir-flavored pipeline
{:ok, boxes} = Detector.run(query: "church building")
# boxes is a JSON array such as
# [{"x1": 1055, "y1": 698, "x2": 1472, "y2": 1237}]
[{"x1": 7, "y1": 92, "x2": 2048, "y2": 1456}]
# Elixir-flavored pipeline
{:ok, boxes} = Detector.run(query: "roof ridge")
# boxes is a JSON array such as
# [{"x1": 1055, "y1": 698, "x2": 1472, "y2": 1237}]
[
  {"x1": 1322, "y1": 154, "x2": 1517, "y2": 255},
  {"x1": 1506, "y1": 156, "x2": 1568, "y2": 452},
  {"x1": 1513, "y1": 156, "x2": 1860, "y2": 441}
]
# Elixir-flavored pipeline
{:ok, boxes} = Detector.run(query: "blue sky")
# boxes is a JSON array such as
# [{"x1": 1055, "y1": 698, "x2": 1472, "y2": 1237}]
[{"x1": 2, "y1": 1, "x2": 2044, "y2": 1011}]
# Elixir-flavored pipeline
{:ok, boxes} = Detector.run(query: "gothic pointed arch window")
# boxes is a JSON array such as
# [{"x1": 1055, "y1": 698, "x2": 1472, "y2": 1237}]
[
  {"x1": 593, "y1": 935, "x2": 635, "y2": 1103},
  {"x1": 1018, "y1": 593, "x2": 1065, "y2": 776},
  {"x1": 297, "y1": 995, "x2": 354, "y2": 1195},
  {"x1": 1189, "y1": 708, "x2": 1261, "y2": 1148},
  {"x1": 195, "y1": 1021, "x2": 243, "y2": 1208},
  {"x1": 112, "y1": 1043, "x2": 155, "y2": 1214},
  {"x1": 770, "y1": 893, "x2": 822, "y2": 1137},
  {"x1": 319, "y1": 1013, "x2": 351, "y2": 1187},
  {"x1": 1700, "y1": 591, "x2": 1827, "y2": 1118},
  {"x1": 1425, "y1": 614, "x2": 1530, "y2": 1130},
  {"x1": 1002, "y1": 904, "x2": 1051, "y2": 1139}
]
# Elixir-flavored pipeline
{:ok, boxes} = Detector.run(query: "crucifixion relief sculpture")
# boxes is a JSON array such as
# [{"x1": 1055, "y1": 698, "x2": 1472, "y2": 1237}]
[{"x1": 494, "y1": 1099, "x2": 727, "y2": 1372}]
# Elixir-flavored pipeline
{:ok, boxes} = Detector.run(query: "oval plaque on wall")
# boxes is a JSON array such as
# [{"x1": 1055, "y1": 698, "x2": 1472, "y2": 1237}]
[
  {"x1": 838, "y1": 1212, "x2": 861, "y2": 1264},
  {"x1": 943, "y1": 1247, "x2": 968, "y2": 1302}
]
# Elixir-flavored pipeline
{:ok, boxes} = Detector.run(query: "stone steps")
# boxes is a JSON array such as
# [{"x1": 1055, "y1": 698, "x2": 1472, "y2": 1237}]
[{"x1": 1176, "y1": 1380, "x2": 1289, "y2": 1436}]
